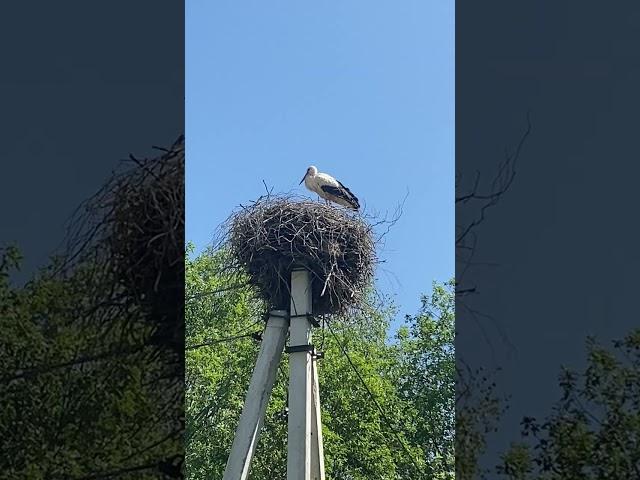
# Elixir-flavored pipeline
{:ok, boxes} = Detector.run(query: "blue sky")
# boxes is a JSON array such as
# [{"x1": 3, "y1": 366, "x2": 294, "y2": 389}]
[{"x1": 186, "y1": 1, "x2": 454, "y2": 319}]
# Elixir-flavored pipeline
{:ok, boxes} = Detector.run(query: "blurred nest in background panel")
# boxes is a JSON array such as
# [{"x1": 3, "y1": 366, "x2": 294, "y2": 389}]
[
  {"x1": 223, "y1": 194, "x2": 376, "y2": 315},
  {"x1": 61, "y1": 135, "x2": 185, "y2": 353},
  {"x1": 107, "y1": 137, "x2": 184, "y2": 311}
]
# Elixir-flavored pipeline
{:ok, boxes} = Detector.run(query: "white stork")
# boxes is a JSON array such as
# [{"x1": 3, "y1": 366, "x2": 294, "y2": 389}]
[{"x1": 299, "y1": 165, "x2": 360, "y2": 210}]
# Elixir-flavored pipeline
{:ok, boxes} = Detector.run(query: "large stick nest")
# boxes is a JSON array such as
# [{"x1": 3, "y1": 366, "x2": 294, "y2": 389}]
[{"x1": 224, "y1": 195, "x2": 376, "y2": 315}]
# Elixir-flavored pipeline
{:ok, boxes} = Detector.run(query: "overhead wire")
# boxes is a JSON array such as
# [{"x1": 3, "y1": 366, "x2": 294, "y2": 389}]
[
  {"x1": 326, "y1": 320, "x2": 427, "y2": 478},
  {"x1": 186, "y1": 317, "x2": 264, "y2": 351}
]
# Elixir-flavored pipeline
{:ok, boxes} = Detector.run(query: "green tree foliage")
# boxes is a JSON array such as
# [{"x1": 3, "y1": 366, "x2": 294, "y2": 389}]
[
  {"x1": 185, "y1": 245, "x2": 455, "y2": 479},
  {"x1": 497, "y1": 330, "x2": 640, "y2": 479},
  {"x1": 394, "y1": 281, "x2": 455, "y2": 478}
]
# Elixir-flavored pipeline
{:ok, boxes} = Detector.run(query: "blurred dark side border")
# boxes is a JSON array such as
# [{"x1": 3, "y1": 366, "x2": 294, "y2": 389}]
[
  {"x1": 457, "y1": 1, "x2": 640, "y2": 478},
  {"x1": 0, "y1": 1, "x2": 184, "y2": 478}
]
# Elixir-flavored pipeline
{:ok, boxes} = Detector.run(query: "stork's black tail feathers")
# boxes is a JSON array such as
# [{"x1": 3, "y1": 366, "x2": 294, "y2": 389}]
[
  {"x1": 320, "y1": 182, "x2": 360, "y2": 210},
  {"x1": 339, "y1": 182, "x2": 360, "y2": 210}
]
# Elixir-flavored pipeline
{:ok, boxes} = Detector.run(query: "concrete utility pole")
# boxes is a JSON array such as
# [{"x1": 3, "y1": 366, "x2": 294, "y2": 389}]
[
  {"x1": 222, "y1": 310, "x2": 289, "y2": 480},
  {"x1": 287, "y1": 268, "x2": 314, "y2": 480}
]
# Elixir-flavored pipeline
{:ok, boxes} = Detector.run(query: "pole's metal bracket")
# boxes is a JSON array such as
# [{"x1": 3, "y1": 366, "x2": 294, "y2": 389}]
[
  {"x1": 285, "y1": 344, "x2": 325, "y2": 359},
  {"x1": 285, "y1": 344, "x2": 314, "y2": 354}
]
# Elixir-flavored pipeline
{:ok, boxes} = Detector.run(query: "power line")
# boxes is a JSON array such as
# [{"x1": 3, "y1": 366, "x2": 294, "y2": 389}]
[
  {"x1": 317, "y1": 315, "x2": 326, "y2": 352},
  {"x1": 186, "y1": 316, "x2": 265, "y2": 351},
  {"x1": 185, "y1": 331, "x2": 262, "y2": 351},
  {"x1": 1, "y1": 346, "x2": 141, "y2": 384},
  {"x1": 326, "y1": 321, "x2": 427, "y2": 478},
  {"x1": 185, "y1": 332, "x2": 260, "y2": 350},
  {"x1": 186, "y1": 283, "x2": 250, "y2": 302}
]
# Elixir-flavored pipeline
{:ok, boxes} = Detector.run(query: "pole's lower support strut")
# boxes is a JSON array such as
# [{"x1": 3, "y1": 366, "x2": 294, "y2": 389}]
[{"x1": 222, "y1": 310, "x2": 289, "y2": 480}]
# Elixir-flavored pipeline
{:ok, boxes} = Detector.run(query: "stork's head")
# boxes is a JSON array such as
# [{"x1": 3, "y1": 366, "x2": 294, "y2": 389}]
[{"x1": 299, "y1": 165, "x2": 318, "y2": 184}]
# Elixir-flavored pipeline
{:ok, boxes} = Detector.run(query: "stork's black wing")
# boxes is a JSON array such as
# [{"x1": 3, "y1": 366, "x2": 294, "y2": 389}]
[{"x1": 320, "y1": 182, "x2": 360, "y2": 210}]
